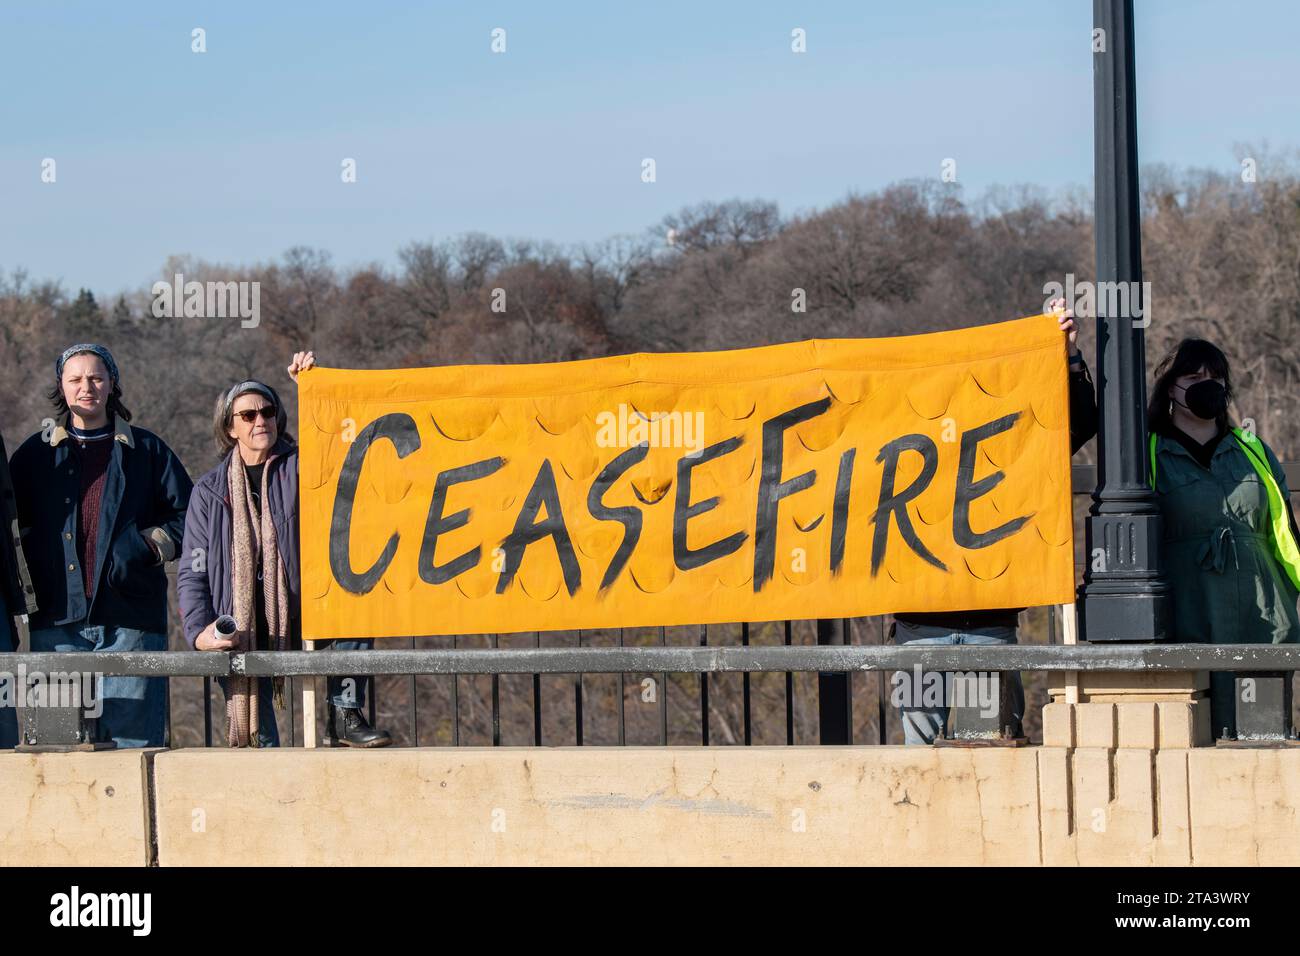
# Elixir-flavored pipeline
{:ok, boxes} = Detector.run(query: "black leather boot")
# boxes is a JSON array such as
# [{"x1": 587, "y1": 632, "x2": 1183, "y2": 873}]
[{"x1": 331, "y1": 706, "x2": 392, "y2": 747}]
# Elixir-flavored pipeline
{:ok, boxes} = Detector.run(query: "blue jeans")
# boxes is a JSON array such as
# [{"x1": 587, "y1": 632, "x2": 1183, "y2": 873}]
[
  {"x1": 29, "y1": 623, "x2": 168, "y2": 748},
  {"x1": 892, "y1": 621, "x2": 1024, "y2": 745},
  {"x1": 0, "y1": 590, "x2": 16, "y2": 749}
]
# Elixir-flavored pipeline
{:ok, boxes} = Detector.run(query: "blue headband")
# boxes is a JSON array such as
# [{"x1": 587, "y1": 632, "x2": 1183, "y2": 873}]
[{"x1": 57, "y1": 344, "x2": 120, "y2": 386}]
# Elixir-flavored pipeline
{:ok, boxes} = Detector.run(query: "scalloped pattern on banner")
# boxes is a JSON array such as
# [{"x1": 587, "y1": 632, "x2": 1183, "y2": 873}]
[{"x1": 298, "y1": 314, "x2": 1075, "y2": 639}]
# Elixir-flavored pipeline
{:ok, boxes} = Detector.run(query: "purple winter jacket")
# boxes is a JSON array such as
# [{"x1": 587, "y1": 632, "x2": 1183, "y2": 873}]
[{"x1": 177, "y1": 441, "x2": 300, "y2": 648}]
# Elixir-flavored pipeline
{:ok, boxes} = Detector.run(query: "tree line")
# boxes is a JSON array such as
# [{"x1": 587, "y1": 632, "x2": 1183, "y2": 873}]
[{"x1": 1, "y1": 156, "x2": 1296, "y2": 744}]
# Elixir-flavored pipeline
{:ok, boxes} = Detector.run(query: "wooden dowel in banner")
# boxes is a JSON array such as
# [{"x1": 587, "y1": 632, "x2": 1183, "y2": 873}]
[
  {"x1": 302, "y1": 639, "x2": 318, "y2": 748},
  {"x1": 1059, "y1": 603, "x2": 1080, "y2": 705}
]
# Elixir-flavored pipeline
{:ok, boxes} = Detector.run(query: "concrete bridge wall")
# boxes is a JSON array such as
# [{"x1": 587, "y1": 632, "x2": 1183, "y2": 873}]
[{"x1": 1, "y1": 744, "x2": 1296, "y2": 866}]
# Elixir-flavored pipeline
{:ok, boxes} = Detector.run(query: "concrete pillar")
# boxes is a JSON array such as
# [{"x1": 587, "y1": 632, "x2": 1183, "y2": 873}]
[{"x1": 1043, "y1": 671, "x2": 1211, "y2": 748}]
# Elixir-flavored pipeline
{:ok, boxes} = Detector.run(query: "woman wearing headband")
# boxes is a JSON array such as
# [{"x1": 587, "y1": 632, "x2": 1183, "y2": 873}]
[
  {"x1": 1147, "y1": 339, "x2": 1300, "y2": 739},
  {"x1": 177, "y1": 353, "x2": 391, "y2": 747},
  {"x1": 9, "y1": 343, "x2": 192, "y2": 748}
]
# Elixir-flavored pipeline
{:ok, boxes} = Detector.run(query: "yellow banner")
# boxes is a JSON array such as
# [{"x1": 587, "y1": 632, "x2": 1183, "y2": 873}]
[{"x1": 298, "y1": 314, "x2": 1075, "y2": 639}]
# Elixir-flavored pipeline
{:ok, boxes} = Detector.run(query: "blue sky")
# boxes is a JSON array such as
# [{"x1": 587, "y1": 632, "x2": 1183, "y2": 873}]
[{"x1": 0, "y1": 0, "x2": 1295, "y2": 295}]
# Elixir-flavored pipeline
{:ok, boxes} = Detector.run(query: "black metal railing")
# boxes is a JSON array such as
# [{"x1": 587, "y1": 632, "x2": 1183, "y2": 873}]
[{"x1": 3, "y1": 641, "x2": 1299, "y2": 748}]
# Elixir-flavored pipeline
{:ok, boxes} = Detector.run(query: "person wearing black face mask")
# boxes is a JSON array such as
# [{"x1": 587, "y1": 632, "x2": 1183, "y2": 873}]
[
  {"x1": 1147, "y1": 339, "x2": 1300, "y2": 740},
  {"x1": 1165, "y1": 378, "x2": 1231, "y2": 466}
]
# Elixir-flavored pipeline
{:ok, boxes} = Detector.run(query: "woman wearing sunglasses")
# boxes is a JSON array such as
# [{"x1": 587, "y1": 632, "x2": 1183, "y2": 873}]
[{"x1": 177, "y1": 354, "x2": 391, "y2": 748}]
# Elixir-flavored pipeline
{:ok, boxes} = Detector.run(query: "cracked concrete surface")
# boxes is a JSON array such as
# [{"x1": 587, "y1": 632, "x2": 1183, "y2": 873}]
[{"x1": 2, "y1": 745, "x2": 1298, "y2": 865}]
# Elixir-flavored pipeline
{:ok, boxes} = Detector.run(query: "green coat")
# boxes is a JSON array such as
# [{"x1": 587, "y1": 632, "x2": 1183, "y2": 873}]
[
  {"x1": 1153, "y1": 433, "x2": 1299, "y2": 644},
  {"x1": 1152, "y1": 433, "x2": 1299, "y2": 736}
]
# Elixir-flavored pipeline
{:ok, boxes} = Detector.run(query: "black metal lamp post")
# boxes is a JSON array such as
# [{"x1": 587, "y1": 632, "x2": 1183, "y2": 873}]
[{"x1": 1079, "y1": 0, "x2": 1170, "y2": 643}]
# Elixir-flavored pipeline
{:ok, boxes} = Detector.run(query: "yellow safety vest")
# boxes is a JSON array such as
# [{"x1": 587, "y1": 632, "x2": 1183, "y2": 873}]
[{"x1": 1148, "y1": 428, "x2": 1300, "y2": 591}]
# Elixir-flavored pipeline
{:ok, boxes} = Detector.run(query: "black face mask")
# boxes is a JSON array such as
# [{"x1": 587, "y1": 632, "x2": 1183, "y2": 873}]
[{"x1": 1174, "y1": 380, "x2": 1227, "y2": 421}]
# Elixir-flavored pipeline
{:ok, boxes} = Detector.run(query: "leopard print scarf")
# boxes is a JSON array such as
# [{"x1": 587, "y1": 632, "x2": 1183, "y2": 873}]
[{"x1": 224, "y1": 453, "x2": 290, "y2": 747}]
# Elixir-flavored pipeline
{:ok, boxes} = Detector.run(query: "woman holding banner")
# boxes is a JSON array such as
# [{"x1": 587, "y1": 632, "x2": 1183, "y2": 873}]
[
  {"x1": 178, "y1": 355, "x2": 392, "y2": 748},
  {"x1": 1147, "y1": 339, "x2": 1300, "y2": 739}
]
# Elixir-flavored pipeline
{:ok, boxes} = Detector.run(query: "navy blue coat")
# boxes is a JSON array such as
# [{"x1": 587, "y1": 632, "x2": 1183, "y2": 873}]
[
  {"x1": 176, "y1": 444, "x2": 300, "y2": 648},
  {"x1": 9, "y1": 418, "x2": 192, "y2": 634}
]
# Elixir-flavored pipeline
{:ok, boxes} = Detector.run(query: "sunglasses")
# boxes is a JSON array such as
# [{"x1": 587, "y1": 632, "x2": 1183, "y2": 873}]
[{"x1": 234, "y1": 406, "x2": 277, "y2": 424}]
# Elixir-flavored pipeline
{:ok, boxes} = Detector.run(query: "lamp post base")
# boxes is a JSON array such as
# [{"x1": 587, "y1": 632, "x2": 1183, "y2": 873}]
[{"x1": 1079, "y1": 588, "x2": 1170, "y2": 643}]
